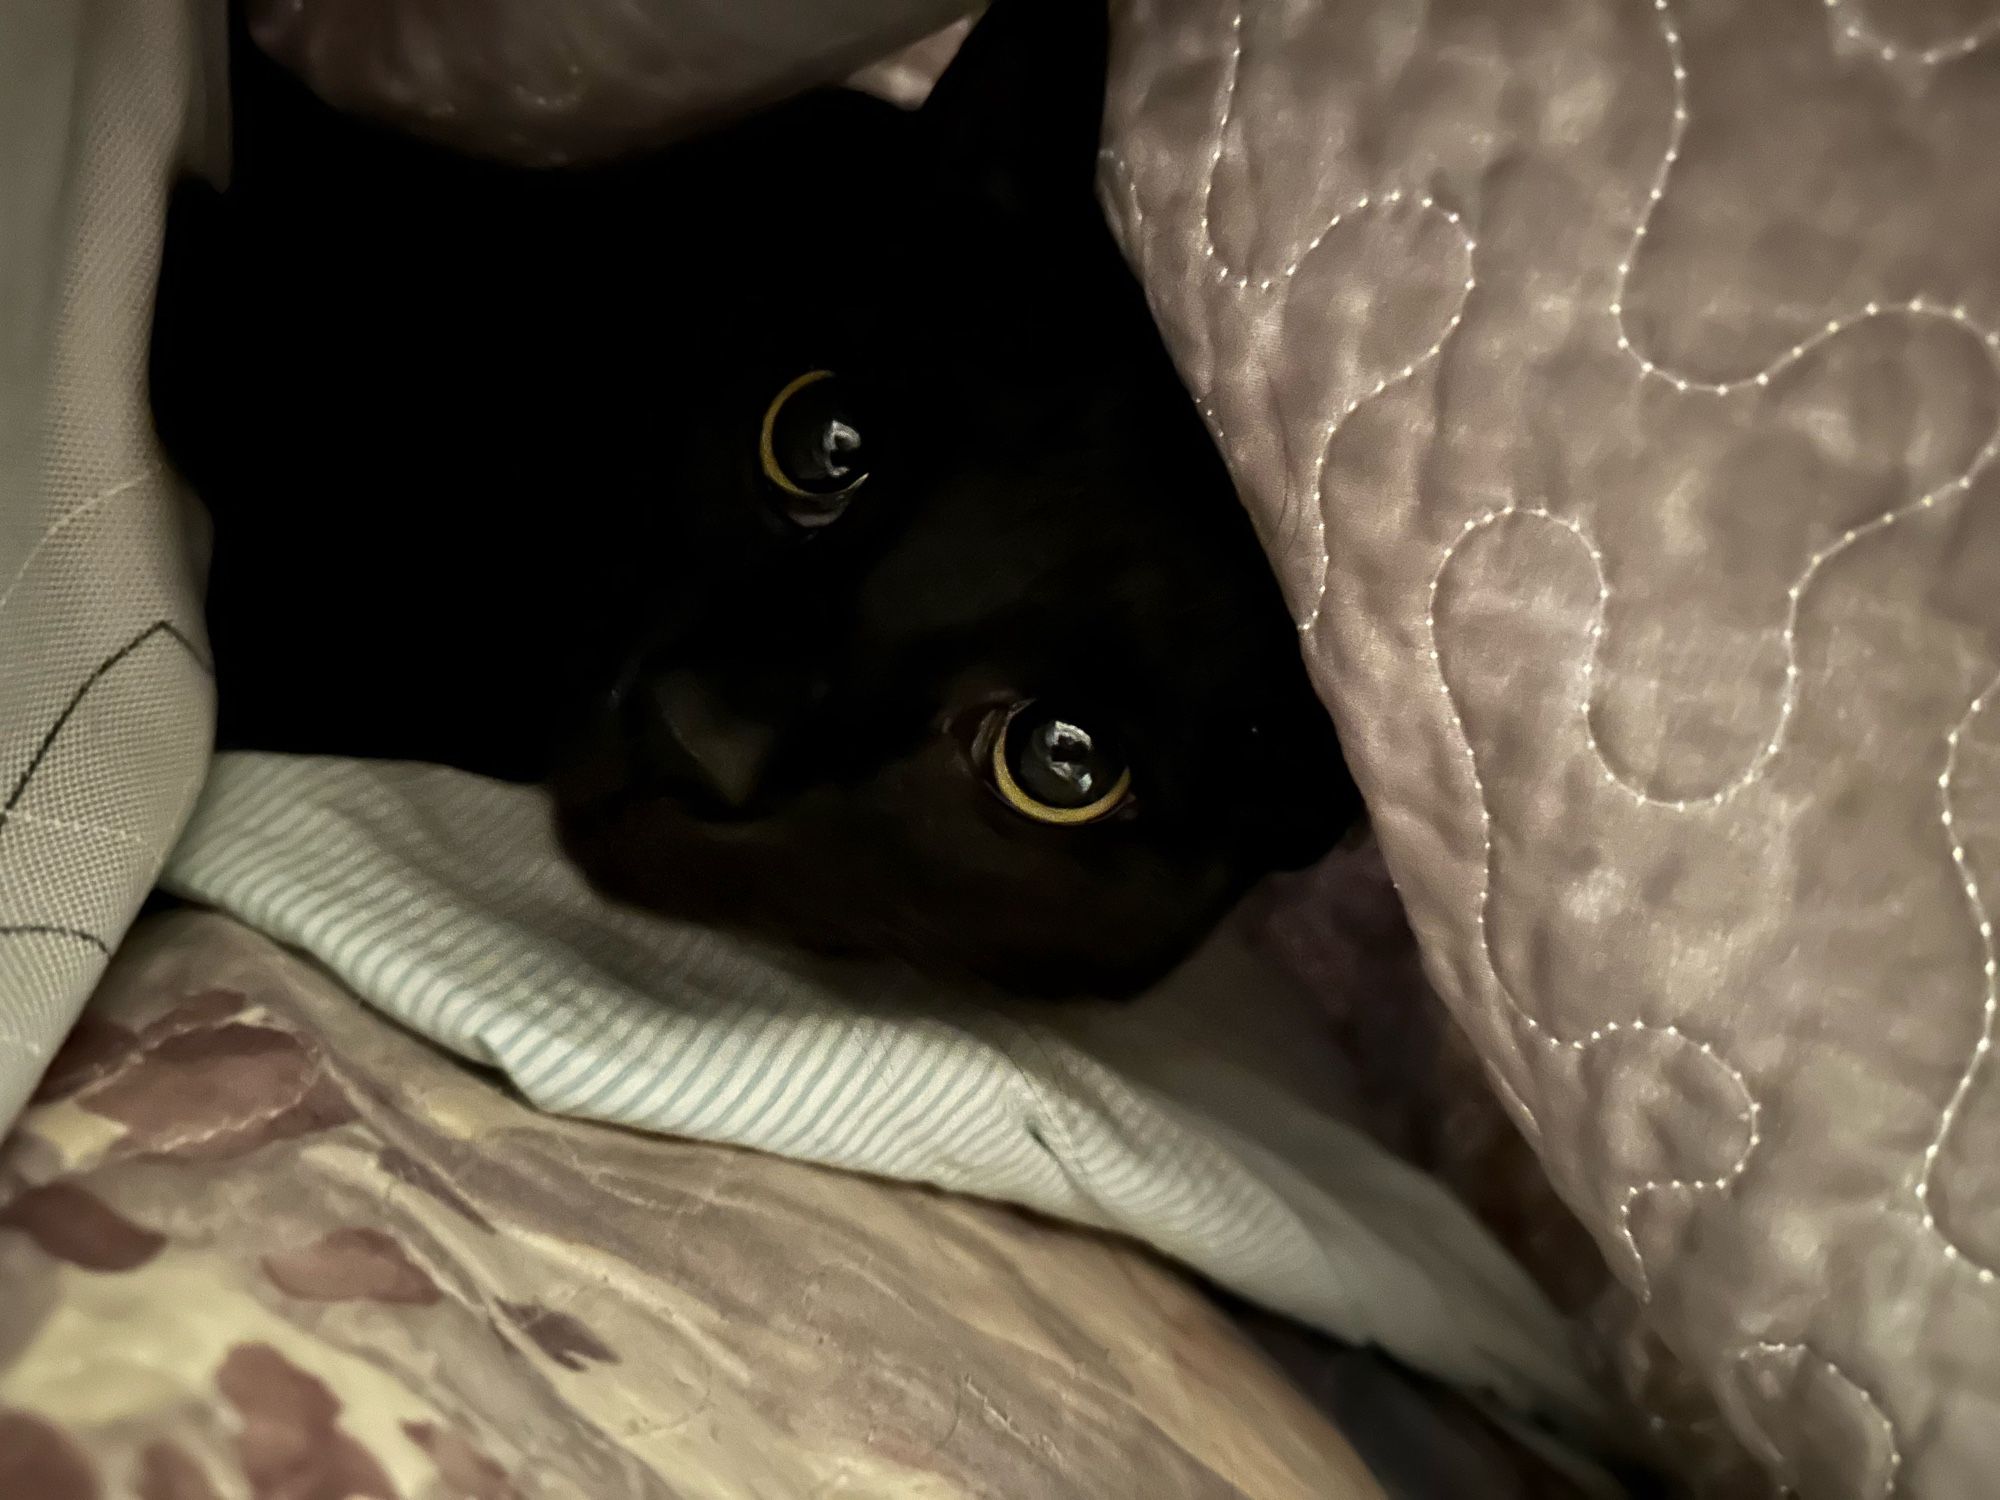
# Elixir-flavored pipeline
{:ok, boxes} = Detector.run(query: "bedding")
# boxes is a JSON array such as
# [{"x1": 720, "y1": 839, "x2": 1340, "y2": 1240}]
[
  {"x1": 1102, "y1": 0, "x2": 2000, "y2": 1493},
  {"x1": 239, "y1": 0, "x2": 974, "y2": 167},
  {"x1": 10, "y1": 0, "x2": 1999, "y2": 1492},
  {"x1": 156, "y1": 753, "x2": 1597, "y2": 1429},
  {"x1": 0, "y1": 909, "x2": 1396, "y2": 1500}
]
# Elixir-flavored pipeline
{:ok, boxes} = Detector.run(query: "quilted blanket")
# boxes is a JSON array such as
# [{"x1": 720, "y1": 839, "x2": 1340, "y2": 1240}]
[{"x1": 1103, "y1": 0, "x2": 2000, "y2": 1493}]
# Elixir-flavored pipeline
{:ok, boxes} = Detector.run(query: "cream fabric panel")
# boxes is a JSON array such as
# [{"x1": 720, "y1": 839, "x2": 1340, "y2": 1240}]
[{"x1": 0, "y1": 2, "x2": 215, "y2": 1126}]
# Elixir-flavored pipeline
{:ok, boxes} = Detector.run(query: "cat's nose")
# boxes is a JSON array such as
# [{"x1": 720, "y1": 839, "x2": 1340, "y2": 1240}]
[{"x1": 638, "y1": 671, "x2": 776, "y2": 815}]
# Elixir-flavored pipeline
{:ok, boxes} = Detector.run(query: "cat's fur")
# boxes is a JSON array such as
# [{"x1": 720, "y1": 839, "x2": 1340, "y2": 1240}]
[{"x1": 149, "y1": 0, "x2": 1361, "y2": 996}]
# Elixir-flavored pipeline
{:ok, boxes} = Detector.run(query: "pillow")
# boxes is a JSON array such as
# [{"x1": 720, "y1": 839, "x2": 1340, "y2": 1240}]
[{"x1": 1102, "y1": 0, "x2": 2000, "y2": 1491}]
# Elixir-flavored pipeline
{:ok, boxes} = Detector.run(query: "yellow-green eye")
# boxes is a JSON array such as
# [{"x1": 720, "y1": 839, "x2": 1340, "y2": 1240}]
[
  {"x1": 989, "y1": 701, "x2": 1132, "y2": 826},
  {"x1": 760, "y1": 370, "x2": 867, "y2": 524}
]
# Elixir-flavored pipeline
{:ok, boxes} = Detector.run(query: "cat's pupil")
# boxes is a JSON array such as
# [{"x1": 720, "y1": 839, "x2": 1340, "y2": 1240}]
[
  {"x1": 772, "y1": 375, "x2": 868, "y2": 499},
  {"x1": 821, "y1": 419, "x2": 861, "y2": 479},
  {"x1": 1012, "y1": 711, "x2": 1119, "y2": 808}
]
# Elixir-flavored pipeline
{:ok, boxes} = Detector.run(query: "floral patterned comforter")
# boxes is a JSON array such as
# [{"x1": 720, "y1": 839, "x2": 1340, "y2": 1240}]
[{"x1": 0, "y1": 910, "x2": 1391, "y2": 1500}]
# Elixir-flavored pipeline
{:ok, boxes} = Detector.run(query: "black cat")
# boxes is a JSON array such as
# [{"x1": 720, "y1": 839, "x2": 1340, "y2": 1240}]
[{"x1": 149, "y1": 0, "x2": 1362, "y2": 996}]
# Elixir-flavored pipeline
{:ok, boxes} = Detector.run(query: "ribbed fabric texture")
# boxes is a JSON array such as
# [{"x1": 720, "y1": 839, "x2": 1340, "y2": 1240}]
[{"x1": 163, "y1": 751, "x2": 1598, "y2": 1427}]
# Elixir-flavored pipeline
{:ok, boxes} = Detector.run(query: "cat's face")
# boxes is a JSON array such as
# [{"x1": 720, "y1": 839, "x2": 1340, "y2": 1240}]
[{"x1": 549, "y1": 0, "x2": 1359, "y2": 995}]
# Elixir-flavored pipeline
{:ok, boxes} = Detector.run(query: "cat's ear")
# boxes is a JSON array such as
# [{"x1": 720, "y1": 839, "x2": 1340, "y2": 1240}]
[{"x1": 919, "y1": 0, "x2": 1109, "y2": 215}]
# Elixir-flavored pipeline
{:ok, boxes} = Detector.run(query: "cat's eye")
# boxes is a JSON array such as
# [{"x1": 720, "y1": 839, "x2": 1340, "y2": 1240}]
[
  {"x1": 760, "y1": 370, "x2": 868, "y2": 525},
  {"x1": 987, "y1": 700, "x2": 1132, "y2": 826}
]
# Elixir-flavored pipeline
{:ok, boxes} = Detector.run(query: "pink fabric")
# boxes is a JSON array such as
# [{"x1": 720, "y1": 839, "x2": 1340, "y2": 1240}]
[
  {"x1": 1104, "y1": 1, "x2": 2000, "y2": 1492},
  {"x1": 243, "y1": 0, "x2": 974, "y2": 164}
]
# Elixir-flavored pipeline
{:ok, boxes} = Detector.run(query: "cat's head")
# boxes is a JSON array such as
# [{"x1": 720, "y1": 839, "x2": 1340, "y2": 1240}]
[{"x1": 550, "y1": 0, "x2": 1361, "y2": 995}]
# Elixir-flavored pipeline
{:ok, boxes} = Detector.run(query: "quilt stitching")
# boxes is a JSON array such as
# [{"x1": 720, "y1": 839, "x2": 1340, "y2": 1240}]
[
  {"x1": 1190, "y1": 4, "x2": 1479, "y2": 637},
  {"x1": 1588, "y1": 17, "x2": 2000, "y2": 1444},
  {"x1": 1116, "y1": 0, "x2": 2000, "y2": 1474},
  {"x1": 1740, "y1": 1340, "x2": 1902, "y2": 1498},
  {"x1": 1426, "y1": 504, "x2": 1762, "y2": 1300},
  {"x1": 1408, "y1": 0, "x2": 2000, "y2": 1331},
  {"x1": 1920, "y1": 676, "x2": 2000, "y2": 1282},
  {"x1": 1101, "y1": 154, "x2": 1242, "y2": 469},
  {"x1": 1603, "y1": 0, "x2": 2000, "y2": 811},
  {"x1": 1423, "y1": 0, "x2": 1997, "y2": 1462},
  {"x1": 1823, "y1": 0, "x2": 2000, "y2": 66}
]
